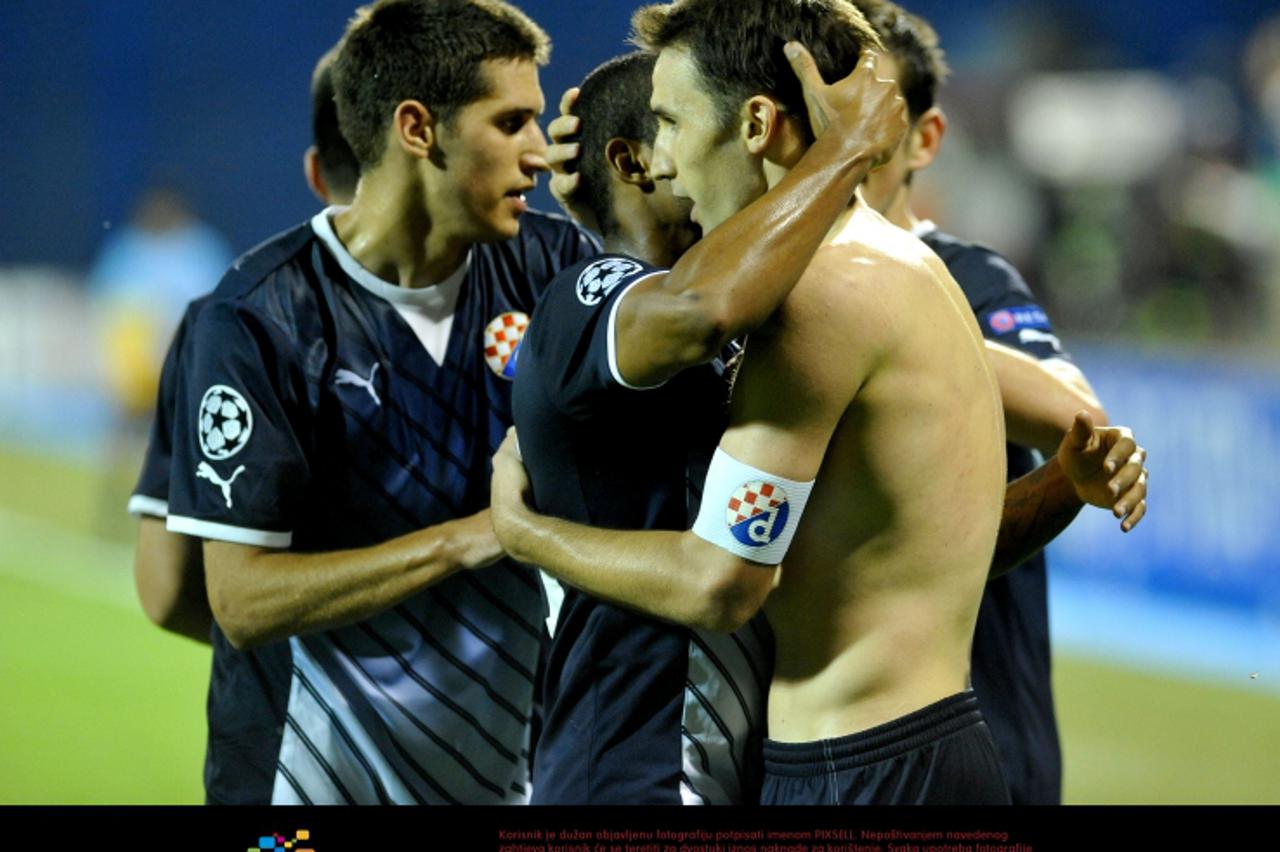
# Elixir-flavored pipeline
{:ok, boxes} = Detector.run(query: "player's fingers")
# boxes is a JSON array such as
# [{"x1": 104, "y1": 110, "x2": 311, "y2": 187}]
[
  {"x1": 1114, "y1": 469, "x2": 1148, "y2": 518},
  {"x1": 1121, "y1": 499, "x2": 1146, "y2": 532},
  {"x1": 784, "y1": 41, "x2": 823, "y2": 91},
  {"x1": 1067, "y1": 410, "x2": 1093, "y2": 451},
  {"x1": 558, "y1": 86, "x2": 580, "y2": 118},
  {"x1": 546, "y1": 142, "x2": 581, "y2": 174},
  {"x1": 1102, "y1": 432, "x2": 1136, "y2": 474},
  {"x1": 548, "y1": 114, "x2": 582, "y2": 146},
  {"x1": 550, "y1": 172, "x2": 581, "y2": 203},
  {"x1": 1107, "y1": 452, "x2": 1145, "y2": 499}
]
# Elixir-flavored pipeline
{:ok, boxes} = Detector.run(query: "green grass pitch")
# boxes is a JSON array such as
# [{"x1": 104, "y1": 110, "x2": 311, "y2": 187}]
[{"x1": 1, "y1": 447, "x2": 1276, "y2": 804}]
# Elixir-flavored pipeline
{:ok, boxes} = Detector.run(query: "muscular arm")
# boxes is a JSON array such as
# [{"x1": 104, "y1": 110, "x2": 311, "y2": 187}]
[
  {"x1": 204, "y1": 510, "x2": 502, "y2": 649},
  {"x1": 990, "y1": 413, "x2": 1148, "y2": 578},
  {"x1": 489, "y1": 480, "x2": 774, "y2": 632},
  {"x1": 494, "y1": 256, "x2": 864, "y2": 630},
  {"x1": 986, "y1": 341, "x2": 1107, "y2": 455},
  {"x1": 135, "y1": 518, "x2": 212, "y2": 644},
  {"x1": 613, "y1": 51, "x2": 906, "y2": 386}
]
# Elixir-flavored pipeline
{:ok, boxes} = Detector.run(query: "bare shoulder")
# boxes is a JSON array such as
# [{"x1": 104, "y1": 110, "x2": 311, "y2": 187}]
[{"x1": 781, "y1": 206, "x2": 938, "y2": 342}]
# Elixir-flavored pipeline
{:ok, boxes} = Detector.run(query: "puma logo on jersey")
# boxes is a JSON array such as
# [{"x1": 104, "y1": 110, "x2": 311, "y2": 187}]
[
  {"x1": 335, "y1": 362, "x2": 382, "y2": 406},
  {"x1": 197, "y1": 462, "x2": 246, "y2": 509}
]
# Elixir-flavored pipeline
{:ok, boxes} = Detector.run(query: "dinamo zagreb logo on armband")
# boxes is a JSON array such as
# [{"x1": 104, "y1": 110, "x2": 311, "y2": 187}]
[
  {"x1": 484, "y1": 311, "x2": 529, "y2": 379},
  {"x1": 576, "y1": 258, "x2": 641, "y2": 306},
  {"x1": 725, "y1": 481, "x2": 790, "y2": 547},
  {"x1": 198, "y1": 384, "x2": 253, "y2": 460}
]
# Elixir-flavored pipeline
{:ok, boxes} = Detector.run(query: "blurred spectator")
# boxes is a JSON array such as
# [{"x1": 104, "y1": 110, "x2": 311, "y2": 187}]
[{"x1": 88, "y1": 186, "x2": 232, "y2": 420}]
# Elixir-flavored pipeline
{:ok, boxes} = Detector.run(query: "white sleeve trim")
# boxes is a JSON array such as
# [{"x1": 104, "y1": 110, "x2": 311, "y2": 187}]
[
  {"x1": 127, "y1": 494, "x2": 169, "y2": 518},
  {"x1": 167, "y1": 514, "x2": 292, "y2": 548},
  {"x1": 606, "y1": 271, "x2": 668, "y2": 391}
]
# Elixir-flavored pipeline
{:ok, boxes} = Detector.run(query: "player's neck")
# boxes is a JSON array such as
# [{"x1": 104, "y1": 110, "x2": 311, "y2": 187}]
[
  {"x1": 603, "y1": 206, "x2": 695, "y2": 269},
  {"x1": 881, "y1": 184, "x2": 917, "y2": 232},
  {"x1": 334, "y1": 166, "x2": 469, "y2": 288}
]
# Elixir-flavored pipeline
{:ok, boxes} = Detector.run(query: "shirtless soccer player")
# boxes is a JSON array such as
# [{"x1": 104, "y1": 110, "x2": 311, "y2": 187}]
[
  {"x1": 510, "y1": 50, "x2": 907, "y2": 804},
  {"x1": 493, "y1": 0, "x2": 1124, "y2": 805}
]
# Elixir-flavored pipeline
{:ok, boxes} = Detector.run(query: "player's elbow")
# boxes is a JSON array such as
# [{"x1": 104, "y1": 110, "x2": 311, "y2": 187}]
[
  {"x1": 690, "y1": 552, "x2": 774, "y2": 632},
  {"x1": 666, "y1": 297, "x2": 735, "y2": 368},
  {"x1": 205, "y1": 574, "x2": 271, "y2": 650}
]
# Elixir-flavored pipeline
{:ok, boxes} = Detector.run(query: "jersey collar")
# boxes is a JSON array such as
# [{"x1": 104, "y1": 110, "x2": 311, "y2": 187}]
[{"x1": 310, "y1": 207, "x2": 470, "y2": 313}]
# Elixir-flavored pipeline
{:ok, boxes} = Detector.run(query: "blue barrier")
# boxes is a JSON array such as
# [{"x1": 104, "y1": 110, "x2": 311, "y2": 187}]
[{"x1": 1048, "y1": 345, "x2": 1280, "y2": 617}]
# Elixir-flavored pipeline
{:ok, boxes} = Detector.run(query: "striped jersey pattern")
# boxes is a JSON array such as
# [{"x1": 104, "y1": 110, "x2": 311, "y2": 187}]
[
  {"x1": 165, "y1": 209, "x2": 597, "y2": 804},
  {"x1": 680, "y1": 616, "x2": 773, "y2": 805}
]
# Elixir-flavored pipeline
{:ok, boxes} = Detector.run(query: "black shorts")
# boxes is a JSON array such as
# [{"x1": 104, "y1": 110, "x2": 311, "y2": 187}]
[{"x1": 761, "y1": 690, "x2": 1010, "y2": 805}]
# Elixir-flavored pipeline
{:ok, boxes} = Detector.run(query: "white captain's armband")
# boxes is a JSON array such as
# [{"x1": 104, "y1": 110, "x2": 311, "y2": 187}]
[{"x1": 691, "y1": 448, "x2": 814, "y2": 565}]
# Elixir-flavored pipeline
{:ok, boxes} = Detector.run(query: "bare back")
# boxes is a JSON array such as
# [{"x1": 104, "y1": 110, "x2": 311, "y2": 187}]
[{"x1": 718, "y1": 201, "x2": 1006, "y2": 742}]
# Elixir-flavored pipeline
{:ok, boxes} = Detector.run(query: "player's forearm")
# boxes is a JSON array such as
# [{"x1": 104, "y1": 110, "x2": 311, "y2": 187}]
[
  {"x1": 502, "y1": 512, "x2": 763, "y2": 632},
  {"x1": 135, "y1": 518, "x2": 213, "y2": 644},
  {"x1": 988, "y1": 344, "x2": 1107, "y2": 455},
  {"x1": 990, "y1": 456, "x2": 1084, "y2": 579},
  {"x1": 205, "y1": 512, "x2": 501, "y2": 649}
]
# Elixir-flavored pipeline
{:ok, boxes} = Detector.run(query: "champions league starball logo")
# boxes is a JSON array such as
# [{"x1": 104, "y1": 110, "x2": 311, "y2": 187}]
[
  {"x1": 725, "y1": 481, "x2": 790, "y2": 547},
  {"x1": 198, "y1": 384, "x2": 253, "y2": 460},
  {"x1": 576, "y1": 258, "x2": 641, "y2": 306}
]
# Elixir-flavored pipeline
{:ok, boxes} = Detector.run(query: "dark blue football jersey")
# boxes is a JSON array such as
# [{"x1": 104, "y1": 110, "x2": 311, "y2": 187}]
[
  {"x1": 919, "y1": 223, "x2": 1068, "y2": 805},
  {"x1": 129, "y1": 295, "x2": 211, "y2": 519},
  {"x1": 165, "y1": 208, "x2": 597, "y2": 804},
  {"x1": 513, "y1": 254, "x2": 772, "y2": 805}
]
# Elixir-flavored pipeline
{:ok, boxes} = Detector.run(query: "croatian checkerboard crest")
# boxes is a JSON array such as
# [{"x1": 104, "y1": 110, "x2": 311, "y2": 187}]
[{"x1": 725, "y1": 481, "x2": 791, "y2": 547}]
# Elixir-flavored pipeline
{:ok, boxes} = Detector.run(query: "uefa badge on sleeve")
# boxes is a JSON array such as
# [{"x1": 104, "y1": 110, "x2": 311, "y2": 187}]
[
  {"x1": 575, "y1": 257, "x2": 642, "y2": 306},
  {"x1": 726, "y1": 481, "x2": 790, "y2": 547},
  {"x1": 484, "y1": 311, "x2": 529, "y2": 379},
  {"x1": 198, "y1": 384, "x2": 253, "y2": 460}
]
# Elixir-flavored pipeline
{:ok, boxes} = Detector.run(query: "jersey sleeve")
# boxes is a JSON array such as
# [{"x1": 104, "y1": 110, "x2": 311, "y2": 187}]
[
  {"x1": 165, "y1": 301, "x2": 309, "y2": 548},
  {"x1": 529, "y1": 256, "x2": 665, "y2": 417},
  {"x1": 949, "y1": 248, "x2": 1071, "y2": 362},
  {"x1": 128, "y1": 311, "x2": 191, "y2": 518}
]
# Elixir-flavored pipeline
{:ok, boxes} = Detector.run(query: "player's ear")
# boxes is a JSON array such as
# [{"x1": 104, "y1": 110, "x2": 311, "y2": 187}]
[
  {"x1": 392, "y1": 99, "x2": 436, "y2": 160},
  {"x1": 742, "y1": 95, "x2": 779, "y2": 156},
  {"x1": 605, "y1": 137, "x2": 653, "y2": 188},
  {"x1": 906, "y1": 106, "x2": 946, "y2": 172},
  {"x1": 303, "y1": 145, "x2": 332, "y2": 204}
]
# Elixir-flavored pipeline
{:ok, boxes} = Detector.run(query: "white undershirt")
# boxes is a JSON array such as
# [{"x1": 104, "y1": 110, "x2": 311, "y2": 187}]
[
  {"x1": 310, "y1": 207, "x2": 469, "y2": 366},
  {"x1": 912, "y1": 218, "x2": 938, "y2": 239}
]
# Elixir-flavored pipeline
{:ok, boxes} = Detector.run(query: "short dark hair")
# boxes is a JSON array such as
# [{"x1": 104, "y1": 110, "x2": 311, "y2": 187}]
[
  {"x1": 632, "y1": 0, "x2": 882, "y2": 140},
  {"x1": 849, "y1": 0, "x2": 948, "y2": 119},
  {"x1": 575, "y1": 52, "x2": 659, "y2": 237},
  {"x1": 333, "y1": 0, "x2": 551, "y2": 169},
  {"x1": 311, "y1": 47, "x2": 361, "y2": 200}
]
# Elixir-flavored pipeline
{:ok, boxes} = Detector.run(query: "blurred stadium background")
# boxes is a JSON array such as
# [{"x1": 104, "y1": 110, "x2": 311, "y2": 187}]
[{"x1": 1, "y1": 0, "x2": 1278, "y2": 804}]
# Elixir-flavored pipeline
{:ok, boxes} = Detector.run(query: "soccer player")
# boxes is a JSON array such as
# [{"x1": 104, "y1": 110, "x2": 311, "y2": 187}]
[
  {"x1": 154, "y1": 0, "x2": 602, "y2": 805},
  {"x1": 511, "y1": 50, "x2": 907, "y2": 804},
  {"x1": 851, "y1": 0, "x2": 1114, "y2": 803},
  {"x1": 492, "y1": 0, "x2": 1147, "y2": 805},
  {"x1": 129, "y1": 46, "x2": 362, "y2": 644}
]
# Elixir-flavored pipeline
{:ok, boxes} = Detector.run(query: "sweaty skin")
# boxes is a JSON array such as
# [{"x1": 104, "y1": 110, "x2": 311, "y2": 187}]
[{"x1": 722, "y1": 200, "x2": 1006, "y2": 741}]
